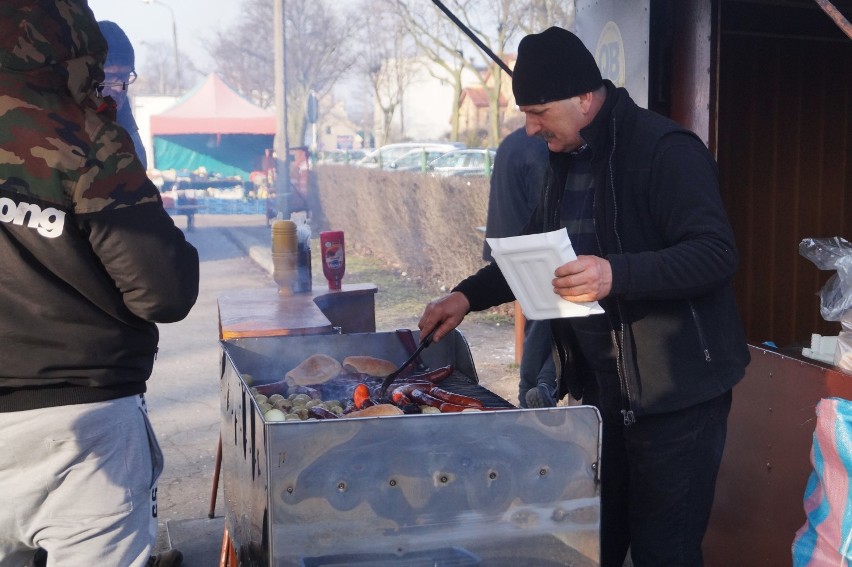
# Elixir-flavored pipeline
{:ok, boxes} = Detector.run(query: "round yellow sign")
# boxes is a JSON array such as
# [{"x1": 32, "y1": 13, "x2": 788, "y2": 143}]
[{"x1": 594, "y1": 21, "x2": 626, "y2": 87}]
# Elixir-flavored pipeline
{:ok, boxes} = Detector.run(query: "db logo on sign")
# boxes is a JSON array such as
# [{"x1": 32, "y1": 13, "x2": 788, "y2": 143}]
[{"x1": 595, "y1": 21, "x2": 626, "y2": 88}]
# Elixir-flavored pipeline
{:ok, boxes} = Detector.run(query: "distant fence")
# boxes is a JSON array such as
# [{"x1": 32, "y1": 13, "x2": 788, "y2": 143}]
[
  {"x1": 194, "y1": 197, "x2": 267, "y2": 215},
  {"x1": 158, "y1": 177, "x2": 270, "y2": 216}
]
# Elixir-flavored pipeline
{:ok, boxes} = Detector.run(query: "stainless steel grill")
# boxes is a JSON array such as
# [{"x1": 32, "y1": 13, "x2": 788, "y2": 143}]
[{"x1": 220, "y1": 330, "x2": 602, "y2": 566}]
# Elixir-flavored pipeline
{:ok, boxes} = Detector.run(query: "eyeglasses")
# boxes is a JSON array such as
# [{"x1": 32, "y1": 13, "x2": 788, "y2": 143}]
[{"x1": 99, "y1": 71, "x2": 138, "y2": 92}]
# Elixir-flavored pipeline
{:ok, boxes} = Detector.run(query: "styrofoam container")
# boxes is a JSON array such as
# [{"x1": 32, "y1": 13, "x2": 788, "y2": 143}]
[{"x1": 487, "y1": 228, "x2": 605, "y2": 320}]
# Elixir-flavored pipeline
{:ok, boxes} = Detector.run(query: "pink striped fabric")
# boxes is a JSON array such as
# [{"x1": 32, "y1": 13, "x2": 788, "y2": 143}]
[{"x1": 792, "y1": 397, "x2": 852, "y2": 566}]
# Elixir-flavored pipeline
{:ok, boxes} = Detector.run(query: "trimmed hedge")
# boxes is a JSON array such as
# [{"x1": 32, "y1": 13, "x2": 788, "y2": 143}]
[{"x1": 311, "y1": 166, "x2": 491, "y2": 293}]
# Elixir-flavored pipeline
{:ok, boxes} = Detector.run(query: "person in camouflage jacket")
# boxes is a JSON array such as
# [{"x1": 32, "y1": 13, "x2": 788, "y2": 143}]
[{"x1": 0, "y1": 1, "x2": 199, "y2": 564}]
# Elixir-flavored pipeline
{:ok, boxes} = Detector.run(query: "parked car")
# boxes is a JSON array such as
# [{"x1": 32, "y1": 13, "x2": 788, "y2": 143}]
[
  {"x1": 356, "y1": 142, "x2": 463, "y2": 170},
  {"x1": 386, "y1": 148, "x2": 452, "y2": 172},
  {"x1": 316, "y1": 149, "x2": 366, "y2": 165},
  {"x1": 427, "y1": 148, "x2": 497, "y2": 177}
]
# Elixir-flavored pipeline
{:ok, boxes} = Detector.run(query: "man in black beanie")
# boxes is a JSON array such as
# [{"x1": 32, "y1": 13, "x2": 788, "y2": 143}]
[{"x1": 419, "y1": 26, "x2": 749, "y2": 566}]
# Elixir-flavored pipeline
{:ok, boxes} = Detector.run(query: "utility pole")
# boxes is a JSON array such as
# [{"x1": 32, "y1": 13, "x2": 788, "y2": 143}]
[
  {"x1": 307, "y1": 91, "x2": 318, "y2": 156},
  {"x1": 273, "y1": 0, "x2": 291, "y2": 220}
]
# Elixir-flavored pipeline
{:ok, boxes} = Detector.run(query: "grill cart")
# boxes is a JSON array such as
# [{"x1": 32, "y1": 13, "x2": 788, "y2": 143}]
[{"x1": 219, "y1": 330, "x2": 602, "y2": 566}]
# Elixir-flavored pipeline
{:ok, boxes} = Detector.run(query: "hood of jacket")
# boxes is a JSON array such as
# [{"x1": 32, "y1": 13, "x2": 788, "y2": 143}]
[{"x1": 0, "y1": 0, "x2": 106, "y2": 105}]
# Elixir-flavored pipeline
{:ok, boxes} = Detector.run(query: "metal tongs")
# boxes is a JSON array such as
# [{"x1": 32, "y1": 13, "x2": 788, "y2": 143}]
[{"x1": 378, "y1": 329, "x2": 436, "y2": 397}]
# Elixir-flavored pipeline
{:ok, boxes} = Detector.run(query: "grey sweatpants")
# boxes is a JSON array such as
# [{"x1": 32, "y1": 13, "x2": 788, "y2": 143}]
[{"x1": 0, "y1": 395, "x2": 163, "y2": 567}]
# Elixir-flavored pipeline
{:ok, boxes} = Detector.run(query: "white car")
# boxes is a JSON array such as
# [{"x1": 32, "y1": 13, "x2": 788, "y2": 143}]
[
  {"x1": 427, "y1": 148, "x2": 497, "y2": 177},
  {"x1": 356, "y1": 142, "x2": 463, "y2": 170},
  {"x1": 386, "y1": 148, "x2": 452, "y2": 172},
  {"x1": 317, "y1": 149, "x2": 366, "y2": 165}
]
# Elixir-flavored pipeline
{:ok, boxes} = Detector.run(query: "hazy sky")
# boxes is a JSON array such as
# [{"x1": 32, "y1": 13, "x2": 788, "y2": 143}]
[{"x1": 87, "y1": 0, "x2": 243, "y2": 73}]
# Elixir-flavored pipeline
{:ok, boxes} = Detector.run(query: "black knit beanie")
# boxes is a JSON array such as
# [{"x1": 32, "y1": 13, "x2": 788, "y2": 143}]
[
  {"x1": 98, "y1": 20, "x2": 135, "y2": 70},
  {"x1": 512, "y1": 27, "x2": 603, "y2": 106}
]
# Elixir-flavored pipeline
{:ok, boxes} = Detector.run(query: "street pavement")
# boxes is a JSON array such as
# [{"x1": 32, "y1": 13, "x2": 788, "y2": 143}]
[{"x1": 145, "y1": 214, "x2": 274, "y2": 565}]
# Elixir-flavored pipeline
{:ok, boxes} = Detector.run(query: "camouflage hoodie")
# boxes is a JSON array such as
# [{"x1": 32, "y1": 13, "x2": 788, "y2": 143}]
[{"x1": 0, "y1": 0, "x2": 200, "y2": 411}]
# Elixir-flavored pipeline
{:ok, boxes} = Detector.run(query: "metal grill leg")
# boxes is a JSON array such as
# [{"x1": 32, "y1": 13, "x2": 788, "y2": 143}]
[{"x1": 208, "y1": 433, "x2": 222, "y2": 519}]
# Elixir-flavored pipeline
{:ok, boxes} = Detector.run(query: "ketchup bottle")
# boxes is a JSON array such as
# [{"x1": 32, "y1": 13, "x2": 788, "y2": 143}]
[{"x1": 320, "y1": 230, "x2": 345, "y2": 290}]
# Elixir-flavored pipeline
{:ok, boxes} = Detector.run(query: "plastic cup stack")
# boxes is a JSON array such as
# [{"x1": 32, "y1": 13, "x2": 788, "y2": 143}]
[{"x1": 271, "y1": 220, "x2": 298, "y2": 295}]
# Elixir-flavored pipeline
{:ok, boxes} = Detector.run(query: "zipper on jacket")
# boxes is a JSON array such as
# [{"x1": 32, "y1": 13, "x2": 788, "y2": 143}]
[
  {"x1": 689, "y1": 301, "x2": 712, "y2": 362},
  {"x1": 613, "y1": 296, "x2": 637, "y2": 426},
  {"x1": 613, "y1": 304, "x2": 635, "y2": 426},
  {"x1": 605, "y1": 116, "x2": 635, "y2": 426},
  {"x1": 607, "y1": 115, "x2": 624, "y2": 255}
]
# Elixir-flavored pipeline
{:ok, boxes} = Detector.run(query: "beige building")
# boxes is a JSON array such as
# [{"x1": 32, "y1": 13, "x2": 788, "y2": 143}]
[{"x1": 314, "y1": 97, "x2": 364, "y2": 151}]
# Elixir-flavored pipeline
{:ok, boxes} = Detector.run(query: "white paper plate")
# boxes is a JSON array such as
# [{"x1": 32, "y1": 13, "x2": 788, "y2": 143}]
[{"x1": 486, "y1": 228, "x2": 605, "y2": 320}]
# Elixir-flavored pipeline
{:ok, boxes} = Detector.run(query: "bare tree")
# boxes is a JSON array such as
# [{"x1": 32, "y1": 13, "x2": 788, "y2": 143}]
[
  {"x1": 385, "y1": 0, "x2": 530, "y2": 147},
  {"x1": 381, "y1": 0, "x2": 469, "y2": 142},
  {"x1": 352, "y1": 6, "x2": 418, "y2": 146},
  {"x1": 518, "y1": 0, "x2": 575, "y2": 34},
  {"x1": 137, "y1": 41, "x2": 202, "y2": 95},
  {"x1": 363, "y1": 0, "x2": 576, "y2": 146},
  {"x1": 283, "y1": 0, "x2": 357, "y2": 145},
  {"x1": 464, "y1": 0, "x2": 522, "y2": 146},
  {"x1": 207, "y1": 0, "x2": 356, "y2": 146},
  {"x1": 208, "y1": 0, "x2": 274, "y2": 107}
]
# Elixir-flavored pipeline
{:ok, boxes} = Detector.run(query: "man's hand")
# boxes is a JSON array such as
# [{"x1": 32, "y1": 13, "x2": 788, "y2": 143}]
[
  {"x1": 553, "y1": 255, "x2": 612, "y2": 302},
  {"x1": 418, "y1": 291, "x2": 470, "y2": 342}
]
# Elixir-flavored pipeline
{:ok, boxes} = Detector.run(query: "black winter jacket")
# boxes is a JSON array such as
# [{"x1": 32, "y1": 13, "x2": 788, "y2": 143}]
[
  {"x1": 0, "y1": 2, "x2": 200, "y2": 412},
  {"x1": 455, "y1": 82, "x2": 750, "y2": 420}
]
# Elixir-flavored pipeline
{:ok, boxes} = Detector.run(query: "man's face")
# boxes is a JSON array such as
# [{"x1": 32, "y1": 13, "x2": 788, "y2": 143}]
[
  {"x1": 101, "y1": 64, "x2": 135, "y2": 110},
  {"x1": 520, "y1": 97, "x2": 587, "y2": 153}
]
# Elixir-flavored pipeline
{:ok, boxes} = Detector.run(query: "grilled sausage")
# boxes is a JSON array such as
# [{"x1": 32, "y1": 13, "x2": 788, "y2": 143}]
[
  {"x1": 437, "y1": 402, "x2": 469, "y2": 413},
  {"x1": 409, "y1": 388, "x2": 445, "y2": 409},
  {"x1": 391, "y1": 390, "x2": 413, "y2": 406},
  {"x1": 408, "y1": 365, "x2": 454, "y2": 384},
  {"x1": 391, "y1": 383, "x2": 433, "y2": 406},
  {"x1": 353, "y1": 383, "x2": 372, "y2": 410},
  {"x1": 429, "y1": 386, "x2": 484, "y2": 408}
]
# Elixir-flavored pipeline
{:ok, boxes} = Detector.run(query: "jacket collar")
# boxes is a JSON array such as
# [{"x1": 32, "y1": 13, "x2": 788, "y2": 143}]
[{"x1": 578, "y1": 80, "x2": 620, "y2": 161}]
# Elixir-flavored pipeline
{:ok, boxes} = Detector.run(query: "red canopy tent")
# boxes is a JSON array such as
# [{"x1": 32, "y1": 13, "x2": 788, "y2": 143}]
[{"x1": 149, "y1": 74, "x2": 275, "y2": 178}]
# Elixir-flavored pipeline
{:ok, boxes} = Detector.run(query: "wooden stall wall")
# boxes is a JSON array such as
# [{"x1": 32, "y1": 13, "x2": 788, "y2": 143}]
[
  {"x1": 649, "y1": 0, "x2": 715, "y2": 145},
  {"x1": 716, "y1": 0, "x2": 852, "y2": 347},
  {"x1": 669, "y1": 1, "x2": 715, "y2": 148}
]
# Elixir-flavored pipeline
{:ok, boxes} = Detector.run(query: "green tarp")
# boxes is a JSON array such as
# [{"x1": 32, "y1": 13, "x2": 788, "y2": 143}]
[{"x1": 153, "y1": 134, "x2": 273, "y2": 179}]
